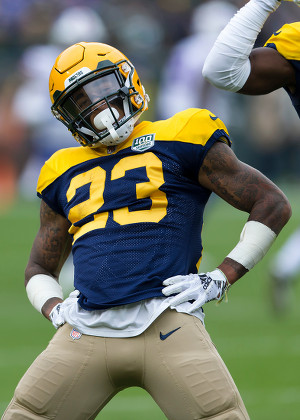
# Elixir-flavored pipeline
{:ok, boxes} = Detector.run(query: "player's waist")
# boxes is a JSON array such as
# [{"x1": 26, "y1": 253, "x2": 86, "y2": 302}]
[
  {"x1": 61, "y1": 293, "x2": 205, "y2": 338},
  {"x1": 77, "y1": 287, "x2": 164, "y2": 311}
]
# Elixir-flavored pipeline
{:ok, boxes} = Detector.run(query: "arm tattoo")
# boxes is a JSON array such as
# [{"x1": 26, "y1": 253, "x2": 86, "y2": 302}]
[
  {"x1": 28, "y1": 201, "x2": 70, "y2": 277},
  {"x1": 200, "y1": 141, "x2": 291, "y2": 234},
  {"x1": 200, "y1": 143, "x2": 259, "y2": 211}
]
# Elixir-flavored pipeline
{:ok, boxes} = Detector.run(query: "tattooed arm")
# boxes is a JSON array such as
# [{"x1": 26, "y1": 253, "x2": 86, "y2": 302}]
[
  {"x1": 198, "y1": 140, "x2": 291, "y2": 285},
  {"x1": 25, "y1": 200, "x2": 72, "y2": 319}
]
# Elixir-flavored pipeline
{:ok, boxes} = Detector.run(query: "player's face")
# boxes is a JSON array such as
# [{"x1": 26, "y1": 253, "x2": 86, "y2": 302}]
[{"x1": 61, "y1": 73, "x2": 125, "y2": 130}]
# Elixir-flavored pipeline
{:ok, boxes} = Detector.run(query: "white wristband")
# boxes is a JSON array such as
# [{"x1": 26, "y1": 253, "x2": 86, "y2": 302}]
[
  {"x1": 26, "y1": 274, "x2": 63, "y2": 313},
  {"x1": 227, "y1": 221, "x2": 276, "y2": 270}
]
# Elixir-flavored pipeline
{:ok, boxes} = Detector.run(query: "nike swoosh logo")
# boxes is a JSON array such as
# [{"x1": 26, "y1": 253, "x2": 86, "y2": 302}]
[
  {"x1": 274, "y1": 30, "x2": 281, "y2": 36},
  {"x1": 160, "y1": 327, "x2": 181, "y2": 341},
  {"x1": 209, "y1": 114, "x2": 218, "y2": 121}
]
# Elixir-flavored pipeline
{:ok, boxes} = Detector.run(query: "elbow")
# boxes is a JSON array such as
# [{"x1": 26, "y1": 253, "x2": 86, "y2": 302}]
[
  {"x1": 270, "y1": 193, "x2": 292, "y2": 234},
  {"x1": 282, "y1": 198, "x2": 292, "y2": 225},
  {"x1": 202, "y1": 61, "x2": 212, "y2": 83},
  {"x1": 25, "y1": 265, "x2": 32, "y2": 287},
  {"x1": 202, "y1": 60, "x2": 220, "y2": 88},
  {"x1": 202, "y1": 58, "x2": 237, "y2": 92},
  {"x1": 278, "y1": 190, "x2": 292, "y2": 224},
  {"x1": 252, "y1": 190, "x2": 292, "y2": 235},
  {"x1": 203, "y1": 49, "x2": 251, "y2": 93}
]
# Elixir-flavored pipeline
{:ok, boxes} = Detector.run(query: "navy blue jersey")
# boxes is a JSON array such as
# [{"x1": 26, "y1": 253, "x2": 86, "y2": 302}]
[
  {"x1": 265, "y1": 22, "x2": 300, "y2": 117},
  {"x1": 37, "y1": 108, "x2": 231, "y2": 310}
]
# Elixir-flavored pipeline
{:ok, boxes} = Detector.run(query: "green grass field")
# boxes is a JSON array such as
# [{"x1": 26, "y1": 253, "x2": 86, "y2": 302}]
[{"x1": 1, "y1": 184, "x2": 300, "y2": 419}]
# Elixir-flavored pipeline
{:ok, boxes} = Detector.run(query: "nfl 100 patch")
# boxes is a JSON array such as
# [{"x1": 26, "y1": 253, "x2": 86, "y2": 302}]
[
  {"x1": 70, "y1": 328, "x2": 82, "y2": 340},
  {"x1": 131, "y1": 134, "x2": 155, "y2": 152}
]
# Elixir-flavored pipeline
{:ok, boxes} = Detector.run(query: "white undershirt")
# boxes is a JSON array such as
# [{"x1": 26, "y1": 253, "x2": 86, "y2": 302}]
[{"x1": 62, "y1": 291, "x2": 205, "y2": 337}]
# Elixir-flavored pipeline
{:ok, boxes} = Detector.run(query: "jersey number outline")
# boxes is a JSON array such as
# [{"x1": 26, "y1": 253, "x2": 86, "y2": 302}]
[{"x1": 66, "y1": 152, "x2": 168, "y2": 242}]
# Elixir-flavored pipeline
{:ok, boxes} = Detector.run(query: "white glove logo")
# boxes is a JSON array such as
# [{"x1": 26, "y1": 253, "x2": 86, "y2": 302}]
[{"x1": 49, "y1": 302, "x2": 65, "y2": 329}]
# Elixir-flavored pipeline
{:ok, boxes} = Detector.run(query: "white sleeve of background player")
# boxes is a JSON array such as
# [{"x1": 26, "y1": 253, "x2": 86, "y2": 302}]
[
  {"x1": 202, "y1": 0, "x2": 281, "y2": 92},
  {"x1": 226, "y1": 221, "x2": 277, "y2": 270}
]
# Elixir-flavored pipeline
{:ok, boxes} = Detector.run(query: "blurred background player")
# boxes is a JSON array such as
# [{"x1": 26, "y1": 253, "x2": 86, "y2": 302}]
[
  {"x1": 202, "y1": 0, "x2": 300, "y2": 313},
  {"x1": 156, "y1": 1, "x2": 238, "y2": 122}
]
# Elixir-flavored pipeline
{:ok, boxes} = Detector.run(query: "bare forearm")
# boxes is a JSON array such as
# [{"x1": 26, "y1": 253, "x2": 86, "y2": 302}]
[
  {"x1": 247, "y1": 191, "x2": 292, "y2": 235},
  {"x1": 216, "y1": 258, "x2": 247, "y2": 285},
  {"x1": 25, "y1": 200, "x2": 71, "y2": 321},
  {"x1": 218, "y1": 212, "x2": 290, "y2": 286},
  {"x1": 25, "y1": 263, "x2": 57, "y2": 286},
  {"x1": 25, "y1": 201, "x2": 71, "y2": 285},
  {"x1": 42, "y1": 297, "x2": 63, "y2": 320}
]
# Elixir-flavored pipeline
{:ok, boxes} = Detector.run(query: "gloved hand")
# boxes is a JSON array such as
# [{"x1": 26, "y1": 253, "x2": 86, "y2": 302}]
[
  {"x1": 49, "y1": 302, "x2": 65, "y2": 329},
  {"x1": 162, "y1": 269, "x2": 229, "y2": 313}
]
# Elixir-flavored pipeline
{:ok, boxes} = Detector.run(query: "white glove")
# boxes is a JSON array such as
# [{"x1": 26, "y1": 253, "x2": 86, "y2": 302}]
[
  {"x1": 49, "y1": 302, "x2": 65, "y2": 329},
  {"x1": 162, "y1": 269, "x2": 229, "y2": 313}
]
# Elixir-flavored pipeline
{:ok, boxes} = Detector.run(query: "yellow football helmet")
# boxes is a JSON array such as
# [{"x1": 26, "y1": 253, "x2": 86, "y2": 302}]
[{"x1": 49, "y1": 42, "x2": 149, "y2": 147}]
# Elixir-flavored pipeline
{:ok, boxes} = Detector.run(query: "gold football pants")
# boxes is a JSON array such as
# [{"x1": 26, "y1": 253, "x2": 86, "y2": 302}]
[{"x1": 3, "y1": 309, "x2": 249, "y2": 419}]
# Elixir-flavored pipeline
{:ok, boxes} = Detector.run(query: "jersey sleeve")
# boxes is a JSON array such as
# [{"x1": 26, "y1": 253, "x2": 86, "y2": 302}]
[
  {"x1": 264, "y1": 22, "x2": 300, "y2": 61},
  {"x1": 37, "y1": 149, "x2": 72, "y2": 216},
  {"x1": 176, "y1": 108, "x2": 231, "y2": 147},
  {"x1": 37, "y1": 146, "x2": 97, "y2": 216},
  {"x1": 171, "y1": 108, "x2": 231, "y2": 181}
]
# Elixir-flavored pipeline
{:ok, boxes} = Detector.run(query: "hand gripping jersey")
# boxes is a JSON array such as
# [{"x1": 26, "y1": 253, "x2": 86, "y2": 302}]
[
  {"x1": 264, "y1": 22, "x2": 300, "y2": 117},
  {"x1": 37, "y1": 108, "x2": 230, "y2": 311}
]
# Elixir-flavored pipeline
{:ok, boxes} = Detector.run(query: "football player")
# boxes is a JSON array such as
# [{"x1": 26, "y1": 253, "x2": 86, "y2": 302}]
[
  {"x1": 202, "y1": 0, "x2": 300, "y2": 312},
  {"x1": 3, "y1": 41, "x2": 291, "y2": 419}
]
